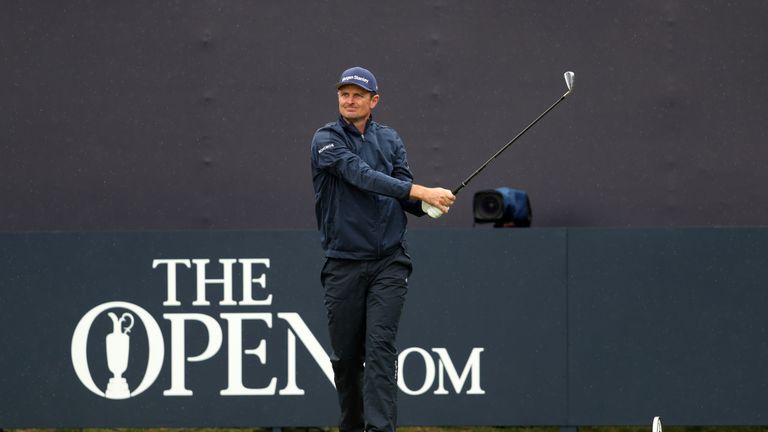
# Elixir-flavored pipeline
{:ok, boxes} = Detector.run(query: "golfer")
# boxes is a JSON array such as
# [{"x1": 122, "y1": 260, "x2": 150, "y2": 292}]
[{"x1": 310, "y1": 66, "x2": 455, "y2": 432}]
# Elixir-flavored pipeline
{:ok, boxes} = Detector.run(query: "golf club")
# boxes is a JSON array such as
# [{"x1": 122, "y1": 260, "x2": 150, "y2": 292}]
[{"x1": 422, "y1": 71, "x2": 575, "y2": 218}]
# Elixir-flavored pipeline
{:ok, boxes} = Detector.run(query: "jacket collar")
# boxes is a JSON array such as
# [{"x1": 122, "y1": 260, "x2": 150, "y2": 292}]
[{"x1": 338, "y1": 114, "x2": 373, "y2": 135}]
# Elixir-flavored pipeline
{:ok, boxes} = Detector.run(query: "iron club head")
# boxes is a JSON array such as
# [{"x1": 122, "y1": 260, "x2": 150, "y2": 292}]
[{"x1": 564, "y1": 71, "x2": 575, "y2": 93}]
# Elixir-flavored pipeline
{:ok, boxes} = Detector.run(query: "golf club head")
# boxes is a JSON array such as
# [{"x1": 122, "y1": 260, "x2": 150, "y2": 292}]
[{"x1": 564, "y1": 71, "x2": 575, "y2": 94}]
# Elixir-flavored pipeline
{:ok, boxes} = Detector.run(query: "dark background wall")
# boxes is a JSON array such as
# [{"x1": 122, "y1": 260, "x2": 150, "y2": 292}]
[{"x1": 3, "y1": 0, "x2": 768, "y2": 231}]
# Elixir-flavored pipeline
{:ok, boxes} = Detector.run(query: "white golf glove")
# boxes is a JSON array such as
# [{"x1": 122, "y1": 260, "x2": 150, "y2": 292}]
[{"x1": 421, "y1": 201, "x2": 445, "y2": 219}]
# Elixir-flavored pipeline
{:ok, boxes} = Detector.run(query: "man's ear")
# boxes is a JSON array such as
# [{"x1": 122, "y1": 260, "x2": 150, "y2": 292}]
[{"x1": 370, "y1": 93, "x2": 380, "y2": 108}]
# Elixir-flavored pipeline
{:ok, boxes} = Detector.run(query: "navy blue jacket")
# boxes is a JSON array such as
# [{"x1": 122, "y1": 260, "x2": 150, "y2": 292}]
[{"x1": 311, "y1": 116, "x2": 424, "y2": 259}]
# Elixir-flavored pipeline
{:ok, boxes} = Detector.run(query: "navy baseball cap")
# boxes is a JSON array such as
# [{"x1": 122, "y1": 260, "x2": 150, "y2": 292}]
[{"x1": 335, "y1": 66, "x2": 378, "y2": 93}]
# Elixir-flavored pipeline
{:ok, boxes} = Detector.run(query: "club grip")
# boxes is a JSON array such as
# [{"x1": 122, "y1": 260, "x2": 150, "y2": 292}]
[{"x1": 452, "y1": 183, "x2": 466, "y2": 195}]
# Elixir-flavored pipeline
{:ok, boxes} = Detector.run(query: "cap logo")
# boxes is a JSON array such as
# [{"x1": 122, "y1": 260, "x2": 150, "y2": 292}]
[{"x1": 341, "y1": 75, "x2": 369, "y2": 84}]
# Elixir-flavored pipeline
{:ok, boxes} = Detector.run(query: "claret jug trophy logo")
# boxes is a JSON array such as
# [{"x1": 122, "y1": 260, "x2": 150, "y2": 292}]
[
  {"x1": 105, "y1": 311, "x2": 134, "y2": 399},
  {"x1": 71, "y1": 301, "x2": 165, "y2": 400}
]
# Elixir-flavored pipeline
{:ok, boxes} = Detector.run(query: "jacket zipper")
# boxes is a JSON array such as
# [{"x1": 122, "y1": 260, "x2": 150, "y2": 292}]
[
  {"x1": 361, "y1": 131, "x2": 381, "y2": 256},
  {"x1": 355, "y1": 124, "x2": 386, "y2": 258},
  {"x1": 361, "y1": 130, "x2": 384, "y2": 257}
]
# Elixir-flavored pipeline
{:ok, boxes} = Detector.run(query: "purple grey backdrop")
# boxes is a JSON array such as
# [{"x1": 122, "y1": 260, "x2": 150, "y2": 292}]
[{"x1": 3, "y1": 1, "x2": 768, "y2": 231}]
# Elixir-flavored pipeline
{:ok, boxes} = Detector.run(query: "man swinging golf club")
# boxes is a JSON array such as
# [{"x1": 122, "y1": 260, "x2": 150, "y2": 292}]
[{"x1": 310, "y1": 66, "x2": 455, "y2": 432}]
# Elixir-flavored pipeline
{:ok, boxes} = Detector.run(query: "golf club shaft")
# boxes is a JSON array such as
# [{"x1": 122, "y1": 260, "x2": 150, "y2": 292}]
[{"x1": 452, "y1": 90, "x2": 571, "y2": 195}]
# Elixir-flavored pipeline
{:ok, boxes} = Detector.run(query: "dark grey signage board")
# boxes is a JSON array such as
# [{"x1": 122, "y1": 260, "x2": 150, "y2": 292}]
[
  {"x1": 567, "y1": 228, "x2": 768, "y2": 426},
  {"x1": 2, "y1": 228, "x2": 767, "y2": 427}
]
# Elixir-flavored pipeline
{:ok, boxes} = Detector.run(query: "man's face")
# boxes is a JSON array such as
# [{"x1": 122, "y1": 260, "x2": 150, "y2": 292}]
[{"x1": 337, "y1": 84, "x2": 379, "y2": 123}]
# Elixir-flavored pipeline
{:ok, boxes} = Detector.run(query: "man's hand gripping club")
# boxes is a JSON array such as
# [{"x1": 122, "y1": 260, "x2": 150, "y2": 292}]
[{"x1": 410, "y1": 184, "x2": 456, "y2": 219}]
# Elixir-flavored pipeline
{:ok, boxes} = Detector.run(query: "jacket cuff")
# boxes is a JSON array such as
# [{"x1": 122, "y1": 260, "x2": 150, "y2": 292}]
[{"x1": 398, "y1": 181, "x2": 413, "y2": 201}]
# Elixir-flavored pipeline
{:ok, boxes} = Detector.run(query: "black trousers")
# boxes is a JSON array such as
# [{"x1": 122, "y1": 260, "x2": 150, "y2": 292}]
[{"x1": 321, "y1": 247, "x2": 412, "y2": 432}]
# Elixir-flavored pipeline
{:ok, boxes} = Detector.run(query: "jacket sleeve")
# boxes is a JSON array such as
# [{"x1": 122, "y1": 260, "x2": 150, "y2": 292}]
[
  {"x1": 400, "y1": 198, "x2": 427, "y2": 216},
  {"x1": 312, "y1": 129, "x2": 412, "y2": 200},
  {"x1": 391, "y1": 132, "x2": 426, "y2": 217}
]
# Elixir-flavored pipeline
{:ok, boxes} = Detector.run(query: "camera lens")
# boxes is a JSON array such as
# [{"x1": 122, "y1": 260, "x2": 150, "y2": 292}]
[{"x1": 481, "y1": 196, "x2": 500, "y2": 216}]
